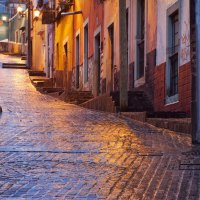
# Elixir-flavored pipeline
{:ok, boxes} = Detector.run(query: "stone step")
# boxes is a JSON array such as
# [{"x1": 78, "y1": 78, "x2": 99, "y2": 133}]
[
  {"x1": 31, "y1": 76, "x2": 53, "y2": 88},
  {"x1": 80, "y1": 94, "x2": 117, "y2": 113},
  {"x1": 121, "y1": 112, "x2": 191, "y2": 134},
  {"x1": 146, "y1": 111, "x2": 189, "y2": 118},
  {"x1": 2, "y1": 63, "x2": 27, "y2": 69},
  {"x1": 146, "y1": 118, "x2": 191, "y2": 134},
  {"x1": 110, "y1": 91, "x2": 153, "y2": 112},
  {"x1": 21, "y1": 56, "x2": 26, "y2": 60},
  {"x1": 33, "y1": 80, "x2": 45, "y2": 87},
  {"x1": 42, "y1": 87, "x2": 64, "y2": 94},
  {"x1": 28, "y1": 70, "x2": 46, "y2": 76},
  {"x1": 65, "y1": 91, "x2": 94, "y2": 104}
]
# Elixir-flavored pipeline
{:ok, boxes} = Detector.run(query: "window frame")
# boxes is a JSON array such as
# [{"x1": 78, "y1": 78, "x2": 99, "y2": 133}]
[
  {"x1": 134, "y1": 0, "x2": 146, "y2": 88},
  {"x1": 166, "y1": 2, "x2": 180, "y2": 104},
  {"x1": 83, "y1": 20, "x2": 89, "y2": 83}
]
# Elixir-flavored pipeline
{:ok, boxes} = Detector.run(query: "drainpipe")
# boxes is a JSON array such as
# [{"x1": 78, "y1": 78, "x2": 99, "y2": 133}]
[{"x1": 191, "y1": 0, "x2": 200, "y2": 143}]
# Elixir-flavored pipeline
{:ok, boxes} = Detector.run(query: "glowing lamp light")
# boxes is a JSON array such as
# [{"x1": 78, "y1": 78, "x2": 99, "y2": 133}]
[
  {"x1": 17, "y1": 6, "x2": 23, "y2": 13},
  {"x1": 2, "y1": 16, "x2": 7, "y2": 22},
  {"x1": 34, "y1": 9, "x2": 40, "y2": 19}
]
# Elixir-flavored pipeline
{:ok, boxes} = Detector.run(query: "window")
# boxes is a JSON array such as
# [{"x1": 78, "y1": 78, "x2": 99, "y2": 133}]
[
  {"x1": 167, "y1": 9, "x2": 179, "y2": 99},
  {"x1": 108, "y1": 23, "x2": 114, "y2": 91},
  {"x1": 136, "y1": 0, "x2": 145, "y2": 79},
  {"x1": 126, "y1": 8, "x2": 129, "y2": 63},
  {"x1": 169, "y1": 12, "x2": 179, "y2": 96},
  {"x1": 84, "y1": 24, "x2": 89, "y2": 82}
]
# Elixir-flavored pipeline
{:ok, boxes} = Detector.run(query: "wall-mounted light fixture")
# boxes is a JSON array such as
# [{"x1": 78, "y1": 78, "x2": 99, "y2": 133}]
[
  {"x1": 17, "y1": 6, "x2": 26, "y2": 17},
  {"x1": 17, "y1": 6, "x2": 23, "y2": 13},
  {"x1": 1, "y1": 15, "x2": 7, "y2": 22},
  {"x1": 33, "y1": 9, "x2": 40, "y2": 20}
]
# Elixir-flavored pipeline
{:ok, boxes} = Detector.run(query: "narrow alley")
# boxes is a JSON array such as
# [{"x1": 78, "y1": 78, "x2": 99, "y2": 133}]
[{"x1": 0, "y1": 56, "x2": 199, "y2": 199}]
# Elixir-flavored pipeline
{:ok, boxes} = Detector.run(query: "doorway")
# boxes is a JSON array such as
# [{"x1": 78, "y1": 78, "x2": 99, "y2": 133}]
[
  {"x1": 94, "y1": 33, "x2": 101, "y2": 95},
  {"x1": 64, "y1": 42, "x2": 68, "y2": 89},
  {"x1": 84, "y1": 24, "x2": 89, "y2": 83},
  {"x1": 108, "y1": 24, "x2": 114, "y2": 91},
  {"x1": 76, "y1": 35, "x2": 80, "y2": 89}
]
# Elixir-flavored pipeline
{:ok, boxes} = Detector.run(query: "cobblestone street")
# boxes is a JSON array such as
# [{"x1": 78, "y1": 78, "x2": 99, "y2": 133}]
[{"x1": 0, "y1": 60, "x2": 200, "y2": 199}]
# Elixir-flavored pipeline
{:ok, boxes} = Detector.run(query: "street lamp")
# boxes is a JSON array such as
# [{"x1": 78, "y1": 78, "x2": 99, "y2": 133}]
[
  {"x1": 1, "y1": 15, "x2": 7, "y2": 22},
  {"x1": 33, "y1": 9, "x2": 40, "y2": 20},
  {"x1": 17, "y1": 6, "x2": 23, "y2": 13}
]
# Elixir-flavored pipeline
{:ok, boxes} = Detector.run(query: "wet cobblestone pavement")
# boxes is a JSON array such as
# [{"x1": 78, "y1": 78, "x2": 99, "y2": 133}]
[{"x1": 0, "y1": 65, "x2": 200, "y2": 199}]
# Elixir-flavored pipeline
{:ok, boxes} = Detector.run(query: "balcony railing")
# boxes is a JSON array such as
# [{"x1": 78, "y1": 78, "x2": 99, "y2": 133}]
[{"x1": 58, "y1": 0, "x2": 74, "y2": 11}]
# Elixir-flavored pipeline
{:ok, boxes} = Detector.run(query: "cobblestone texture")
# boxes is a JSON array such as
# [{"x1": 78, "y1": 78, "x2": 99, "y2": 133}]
[{"x1": 0, "y1": 60, "x2": 200, "y2": 199}]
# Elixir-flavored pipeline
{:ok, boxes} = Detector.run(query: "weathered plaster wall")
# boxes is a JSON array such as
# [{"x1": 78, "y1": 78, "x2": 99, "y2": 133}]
[
  {"x1": 179, "y1": 0, "x2": 190, "y2": 66},
  {"x1": 156, "y1": 0, "x2": 190, "y2": 65},
  {"x1": 55, "y1": 10, "x2": 73, "y2": 87},
  {"x1": 9, "y1": 13, "x2": 26, "y2": 42},
  {"x1": 156, "y1": 0, "x2": 178, "y2": 65},
  {"x1": 147, "y1": 0, "x2": 157, "y2": 53},
  {"x1": 154, "y1": 0, "x2": 191, "y2": 114},
  {"x1": 46, "y1": 24, "x2": 54, "y2": 78},
  {"x1": 32, "y1": 16, "x2": 46, "y2": 72},
  {"x1": 55, "y1": 1, "x2": 103, "y2": 90},
  {"x1": 103, "y1": 0, "x2": 119, "y2": 92},
  {"x1": 74, "y1": 1, "x2": 103, "y2": 91},
  {"x1": 128, "y1": 0, "x2": 157, "y2": 94}
]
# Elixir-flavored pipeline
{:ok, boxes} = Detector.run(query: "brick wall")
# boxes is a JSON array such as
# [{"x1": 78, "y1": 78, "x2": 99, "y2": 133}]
[
  {"x1": 154, "y1": 63, "x2": 166, "y2": 111},
  {"x1": 146, "y1": 49, "x2": 156, "y2": 104},
  {"x1": 154, "y1": 62, "x2": 191, "y2": 114},
  {"x1": 128, "y1": 62, "x2": 134, "y2": 90}
]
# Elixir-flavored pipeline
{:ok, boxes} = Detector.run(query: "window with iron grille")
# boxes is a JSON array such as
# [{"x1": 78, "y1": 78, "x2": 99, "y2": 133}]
[
  {"x1": 136, "y1": 0, "x2": 145, "y2": 79},
  {"x1": 168, "y1": 11, "x2": 179, "y2": 97}
]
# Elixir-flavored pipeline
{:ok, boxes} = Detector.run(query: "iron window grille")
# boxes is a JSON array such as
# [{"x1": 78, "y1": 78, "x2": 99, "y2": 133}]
[{"x1": 168, "y1": 11, "x2": 179, "y2": 97}]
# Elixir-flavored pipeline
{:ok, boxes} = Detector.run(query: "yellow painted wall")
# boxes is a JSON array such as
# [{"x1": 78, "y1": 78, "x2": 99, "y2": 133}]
[
  {"x1": 32, "y1": 16, "x2": 46, "y2": 71},
  {"x1": 54, "y1": 1, "x2": 103, "y2": 89},
  {"x1": 55, "y1": 9, "x2": 74, "y2": 72}
]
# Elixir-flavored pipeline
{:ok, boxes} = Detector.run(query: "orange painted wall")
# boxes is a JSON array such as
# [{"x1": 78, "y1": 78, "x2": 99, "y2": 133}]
[
  {"x1": 73, "y1": 1, "x2": 103, "y2": 65},
  {"x1": 103, "y1": 0, "x2": 119, "y2": 92},
  {"x1": 55, "y1": 0, "x2": 103, "y2": 89}
]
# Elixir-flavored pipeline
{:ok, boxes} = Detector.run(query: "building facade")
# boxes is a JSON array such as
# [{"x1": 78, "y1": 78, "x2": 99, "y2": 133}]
[
  {"x1": 35, "y1": 0, "x2": 191, "y2": 115},
  {"x1": 154, "y1": 0, "x2": 191, "y2": 114}
]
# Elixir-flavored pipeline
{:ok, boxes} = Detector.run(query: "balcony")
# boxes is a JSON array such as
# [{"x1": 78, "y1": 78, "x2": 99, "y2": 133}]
[{"x1": 57, "y1": 0, "x2": 74, "y2": 12}]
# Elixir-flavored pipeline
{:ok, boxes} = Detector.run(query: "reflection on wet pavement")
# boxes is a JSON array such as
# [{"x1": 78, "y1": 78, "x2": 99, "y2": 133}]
[{"x1": 0, "y1": 64, "x2": 199, "y2": 199}]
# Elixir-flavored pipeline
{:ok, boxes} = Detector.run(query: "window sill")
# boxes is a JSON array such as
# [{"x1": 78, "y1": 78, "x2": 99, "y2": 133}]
[
  {"x1": 134, "y1": 76, "x2": 145, "y2": 88},
  {"x1": 165, "y1": 94, "x2": 179, "y2": 105}
]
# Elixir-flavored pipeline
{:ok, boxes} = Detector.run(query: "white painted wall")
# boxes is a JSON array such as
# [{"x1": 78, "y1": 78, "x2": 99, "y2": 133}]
[
  {"x1": 156, "y1": 0, "x2": 178, "y2": 65},
  {"x1": 179, "y1": 0, "x2": 190, "y2": 66},
  {"x1": 156, "y1": 0, "x2": 190, "y2": 66}
]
